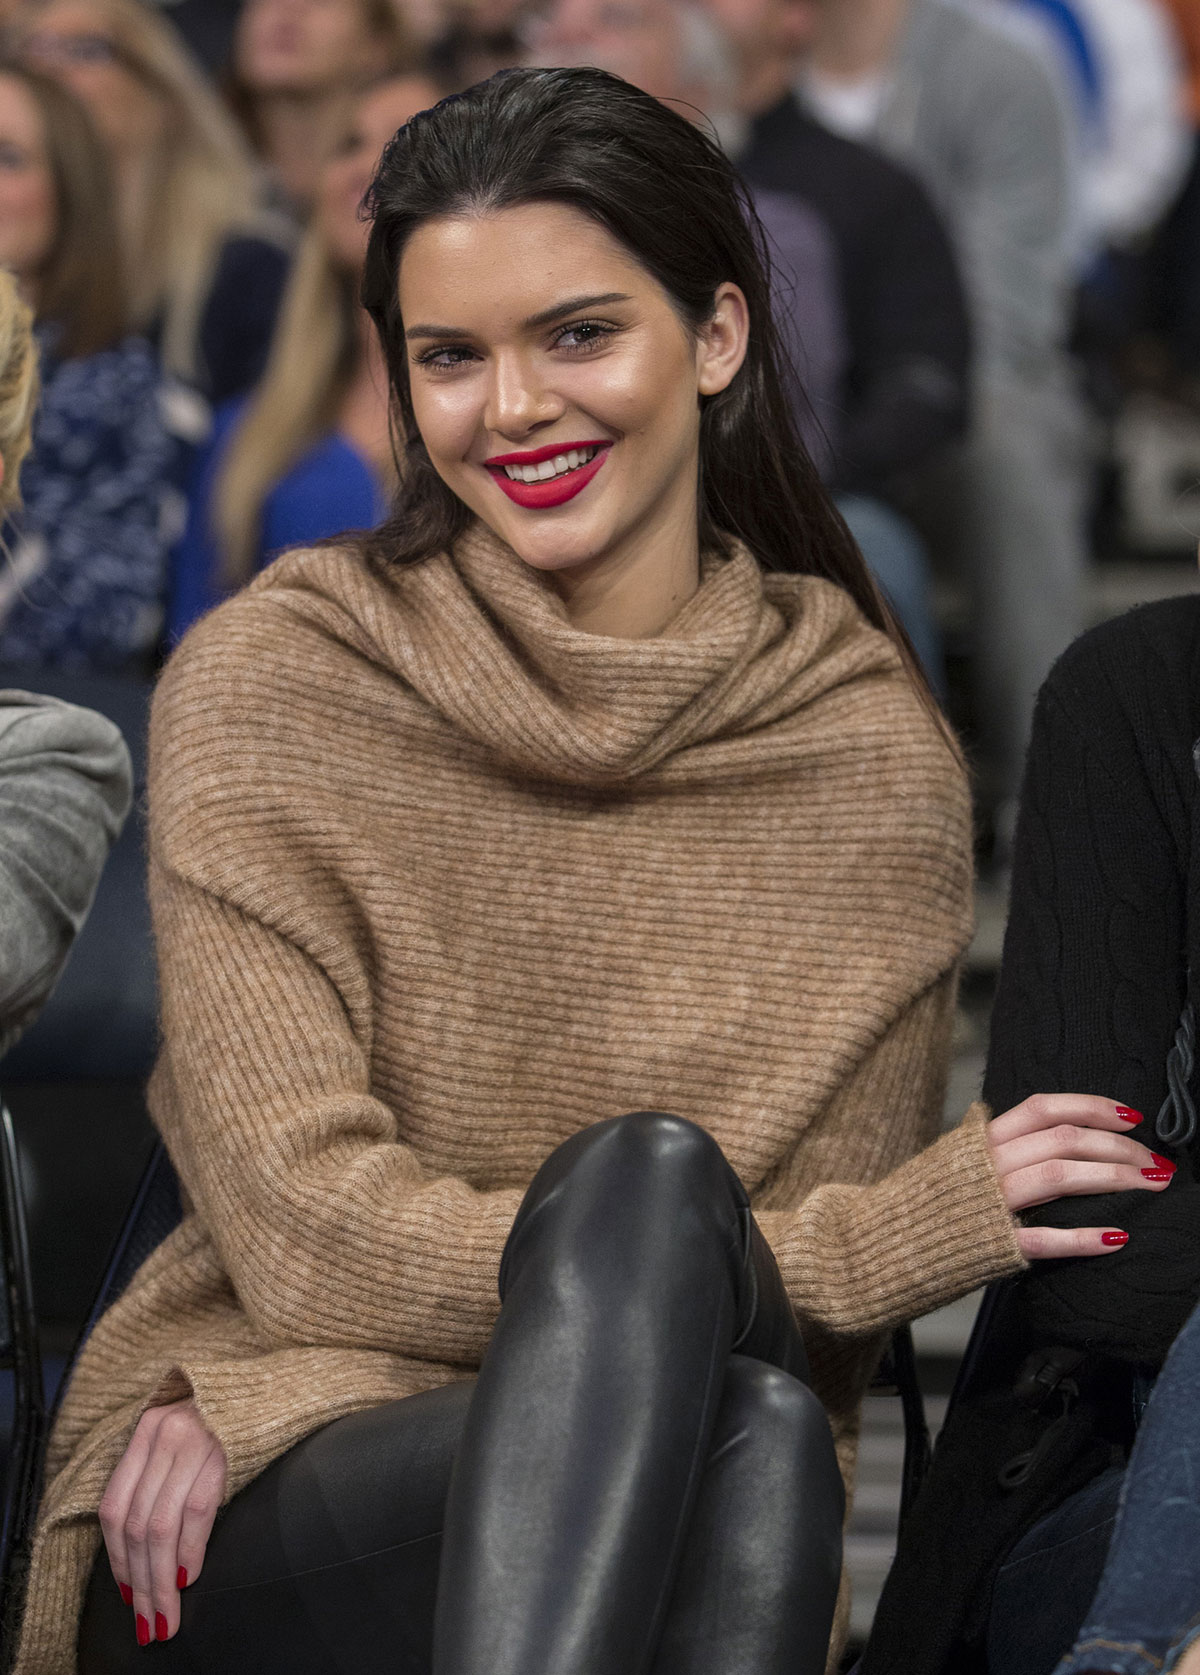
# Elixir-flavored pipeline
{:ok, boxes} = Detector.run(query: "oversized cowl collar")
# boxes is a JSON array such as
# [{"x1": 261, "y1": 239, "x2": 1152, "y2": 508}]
[{"x1": 249, "y1": 519, "x2": 907, "y2": 787}]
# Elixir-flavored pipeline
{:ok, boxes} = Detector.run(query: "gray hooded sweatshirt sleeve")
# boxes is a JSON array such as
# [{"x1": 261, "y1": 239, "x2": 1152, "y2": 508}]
[{"x1": 0, "y1": 692, "x2": 132, "y2": 1056}]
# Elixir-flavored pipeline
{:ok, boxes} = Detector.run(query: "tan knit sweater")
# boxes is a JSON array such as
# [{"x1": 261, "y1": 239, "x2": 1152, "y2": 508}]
[{"x1": 14, "y1": 526, "x2": 1025, "y2": 1674}]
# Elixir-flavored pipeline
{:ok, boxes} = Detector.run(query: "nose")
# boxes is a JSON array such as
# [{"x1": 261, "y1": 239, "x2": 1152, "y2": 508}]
[{"x1": 484, "y1": 349, "x2": 564, "y2": 440}]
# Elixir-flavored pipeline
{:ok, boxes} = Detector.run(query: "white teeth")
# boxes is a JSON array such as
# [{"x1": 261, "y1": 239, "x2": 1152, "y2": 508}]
[{"x1": 500, "y1": 445, "x2": 601, "y2": 484}]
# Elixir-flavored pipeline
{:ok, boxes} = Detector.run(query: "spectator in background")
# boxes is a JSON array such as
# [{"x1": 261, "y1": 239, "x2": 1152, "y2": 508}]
[
  {"x1": 170, "y1": 70, "x2": 439, "y2": 638},
  {"x1": 0, "y1": 63, "x2": 187, "y2": 668},
  {"x1": 799, "y1": 0, "x2": 1084, "y2": 815},
  {"x1": 1146, "y1": 0, "x2": 1200, "y2": 391},
  {"x1": 0, "y1": 269, "x2": 133, "y2": 1056},
  {"x1": 531, "y1": 0, "x2": 968, "y2": 689},
  {"x1": 12, "y1": 0, "x2": 290, "y2": 403},
  {"x1": 227, "y1": 0, "x2": 412, "y2": 212}
]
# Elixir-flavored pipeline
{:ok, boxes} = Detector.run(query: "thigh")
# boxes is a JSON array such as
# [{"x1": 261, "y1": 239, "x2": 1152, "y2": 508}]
[
  {"x1": 985, "y1": 1464, "x2": 1125, "y2": 1675},
  {"x1": 78, "y1": 1380, "x2": 474, "y2": 1675}
]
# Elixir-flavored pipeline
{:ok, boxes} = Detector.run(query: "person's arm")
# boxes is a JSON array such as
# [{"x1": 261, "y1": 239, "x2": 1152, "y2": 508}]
[
  {"x1": 0, "y1": 692, "x2": 132, "y2": 1055},
  {"x1": 834, "y1": 167, "x2": 971, "y2": 491},
  {"x1": 984, "y1": 604, "x2": 1200, "y2": 1361},
  {"x1": 935, "y1": 21, "x2": 1076, "y2": 375}
]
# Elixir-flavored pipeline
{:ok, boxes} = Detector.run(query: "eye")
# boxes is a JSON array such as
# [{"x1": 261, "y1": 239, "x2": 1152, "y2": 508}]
[
  {"x1": 554, "y1": 319, "x2": 617, "y2": 352},
  {"x1": 414, "y1": 344, "x2": 479, "y2": 371}
]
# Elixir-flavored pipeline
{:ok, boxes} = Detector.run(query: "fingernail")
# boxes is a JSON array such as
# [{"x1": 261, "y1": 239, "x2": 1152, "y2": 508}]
[
  {"x1": 177, "y1": 1566, "x2": 188, "y2": 1591},
  {"x1": 1143, "y1": 1169, "x2": 1174, "y2": 1180},
  {"x1": 1102, "y1": 1230, "x2": 1130, "y2": 1246},
  {"x1": 1116, "y1": 1107, "x2": 1144, "y2": 1122},
  {"x1": 155, "y1": 1612, "x2": 168, "y2": 1642},
  {"x1": 136, "y1": 1614, "x2": 150, "y2": 1647},
  {"x1": 1152, "y1": 1153, "x2": 1177, "y2": 1171},
  {"x1": 118, "y1": 1583, "x2": 133, "y2": 1606}
]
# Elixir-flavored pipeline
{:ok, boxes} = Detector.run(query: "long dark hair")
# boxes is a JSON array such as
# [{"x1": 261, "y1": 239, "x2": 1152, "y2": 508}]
[{"x1": 359, "y1": 67, "x2": 945, "y2": 722}]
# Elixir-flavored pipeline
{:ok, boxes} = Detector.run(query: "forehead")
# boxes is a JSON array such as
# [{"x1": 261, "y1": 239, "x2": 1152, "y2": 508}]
[{"x1": 397, "y1": 202, "x2": 660, "y2": 323}]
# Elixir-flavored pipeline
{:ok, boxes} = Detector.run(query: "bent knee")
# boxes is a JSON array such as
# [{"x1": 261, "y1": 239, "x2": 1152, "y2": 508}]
[
  {"x1": 587, "y1": 1110, "x2": 726, "y2": 1181},
  {"x1": 723, "y1": 1356, "x2": 828, "y2": 1437},
  {"x1": 722, "y1": 1359, "x2": 843, "y2": 1506}
]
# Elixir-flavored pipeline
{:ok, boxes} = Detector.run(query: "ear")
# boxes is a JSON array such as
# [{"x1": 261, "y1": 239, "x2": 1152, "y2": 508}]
[{"x1": 696, "y1": 282, "x2": 750, "y2": 397}]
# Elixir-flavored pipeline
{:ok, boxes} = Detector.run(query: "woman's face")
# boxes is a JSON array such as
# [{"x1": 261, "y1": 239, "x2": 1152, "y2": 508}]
[
  {"x1": 20, "y1": 0, "x2": 168, "y2": 158},
  {"x1": 399, "y1": 201, "x2": 748, "y2": 591},
  {"x1": 0, "y1": 73, "x2": 55, "y2": 284},
  {"x1": 236, "y1": 0, "x2": 388, "y2": 96},
  {"x1": 319, "y1": 75, "x2": 438, "y2": 273}
]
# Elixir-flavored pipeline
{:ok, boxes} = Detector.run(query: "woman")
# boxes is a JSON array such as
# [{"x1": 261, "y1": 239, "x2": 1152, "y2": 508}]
[
  {"x1": 170, "y1": 70, "x2": 440, "y2": 640},
  {"x1": 0, "y1": 62, "x2": 187, "y2": 669},
  {"x1": 862, "y1": 590, "x2": 1200, "y2": 1675},
  {"x1": 10, "y1": 69, "x2": 1169, "y2": 1675},
  {"x1": 0, "y1": 269, "x2": 133, "y2": 1055},
  {"x1": 227, "y1": 0, "x2": 413, "y2": 212},
  {"x1": 14, "y1": 0, "x2": 291, "y2": 402}
]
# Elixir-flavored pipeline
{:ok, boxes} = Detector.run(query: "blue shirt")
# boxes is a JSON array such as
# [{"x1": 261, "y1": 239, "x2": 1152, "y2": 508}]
[{"x1": 169, "y1": 396, "x2": 387, "y2": 642}]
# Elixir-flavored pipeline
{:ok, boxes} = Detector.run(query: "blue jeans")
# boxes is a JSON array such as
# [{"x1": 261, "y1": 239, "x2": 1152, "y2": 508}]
[
  {"x1": 1047, "y1": 1301, "x2": 1200, "y2": 1675},
  {"x1": 834, "y1": 494, "x2": 946, "y2": 703}
]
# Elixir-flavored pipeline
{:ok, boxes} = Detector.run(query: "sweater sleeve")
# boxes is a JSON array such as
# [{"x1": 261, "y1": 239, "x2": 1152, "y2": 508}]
[
  {"x1": 0, "y1": 693, "x2": 132, "y2": 1056},
  {"x1": 756, "y1": 974, "x2": 1025, "y2": 1336},
  {"x1": 149, "y1": 855, "x2": 523, "y2": 1367}
]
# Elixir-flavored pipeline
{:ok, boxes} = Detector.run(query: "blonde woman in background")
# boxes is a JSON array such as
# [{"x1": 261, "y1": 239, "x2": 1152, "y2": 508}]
[
  {"x1": 170, "y1": 69, "x2": 438, "y2": 637},
  {"x1": 0, "y1": 268, "x2": 132, "y2": 1053},
  {"x1": 227, "y1": 0, "x2": 413, "y2": 212},
  {"x1": 13, "y1": 0, "x2": 291, "y2": 402}
]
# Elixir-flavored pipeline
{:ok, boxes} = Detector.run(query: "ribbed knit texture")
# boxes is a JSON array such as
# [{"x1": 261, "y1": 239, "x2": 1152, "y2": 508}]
[{"x1": 14, "y1": 525, "x2": 1024, "y2": 1674}]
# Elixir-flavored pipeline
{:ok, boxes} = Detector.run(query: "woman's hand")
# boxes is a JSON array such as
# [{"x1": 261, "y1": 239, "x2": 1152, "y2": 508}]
[
  {"x1": 988, "y1": 1094, "x2": 1175, "y2": 1260},
  {"x1": 98, "y1": 1398, "x2": 226, "y2": 1646}
]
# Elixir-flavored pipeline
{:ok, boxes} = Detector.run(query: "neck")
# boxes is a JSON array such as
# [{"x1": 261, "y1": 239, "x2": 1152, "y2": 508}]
[
  {"x1": 810, "y1": 0, "x2": 910, "y2": 79},
  {"x1": 548, "y1": 522, "x2": 701, "y2": 640},
  {"x1": 254, "y1": 90, "x2": 341, "y2": 206}
]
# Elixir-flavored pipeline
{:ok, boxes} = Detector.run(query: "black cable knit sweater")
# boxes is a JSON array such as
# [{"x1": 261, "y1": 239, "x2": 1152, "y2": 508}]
[{"x1": 863, "y1": 595, "x2": 1200, "y2": 1675}]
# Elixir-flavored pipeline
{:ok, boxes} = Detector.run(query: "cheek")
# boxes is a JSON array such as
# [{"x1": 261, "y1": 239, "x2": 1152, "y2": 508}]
[
  {"x1": 0, "y1": 175, "x2": 54, "y2": 254},
  {"x1": 410, "y1": 377, "x2": 484, "y2": 467}
]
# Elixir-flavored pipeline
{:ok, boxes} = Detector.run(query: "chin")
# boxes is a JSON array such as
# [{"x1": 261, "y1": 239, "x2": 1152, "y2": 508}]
[{"x1": 493, "y1": 520, "x2": 613, "y2": 577}]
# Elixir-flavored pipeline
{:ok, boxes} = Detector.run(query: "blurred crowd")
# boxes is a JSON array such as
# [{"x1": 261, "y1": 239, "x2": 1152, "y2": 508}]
[{"x1": 0, "y1": 0, "x2": 1196, "y2": 821}]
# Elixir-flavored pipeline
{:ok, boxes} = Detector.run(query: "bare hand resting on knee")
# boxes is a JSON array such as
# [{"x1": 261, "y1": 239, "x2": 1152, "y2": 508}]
[
  {"x1": 99, "y1": 1397, "x2": 227, "y2": 1645},
  {"x1": 987, "y1": 1094, "x2": 1174, "y2": 1260}
]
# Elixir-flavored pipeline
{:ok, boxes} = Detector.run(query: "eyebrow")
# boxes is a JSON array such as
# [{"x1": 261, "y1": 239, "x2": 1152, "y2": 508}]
[{"x1": 404, "y1": 292, "x2": 634, "y2": 341}]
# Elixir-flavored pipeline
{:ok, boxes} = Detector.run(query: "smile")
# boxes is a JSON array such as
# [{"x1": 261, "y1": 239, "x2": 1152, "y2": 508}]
[{"x1": 484, "y1": 440, "x2": 612, "y2": 509}]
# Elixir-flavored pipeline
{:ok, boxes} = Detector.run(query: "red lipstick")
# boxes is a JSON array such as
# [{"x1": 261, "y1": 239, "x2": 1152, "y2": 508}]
[{"x1": 485, "y1": 440, "x2": 611, "y2": 510}]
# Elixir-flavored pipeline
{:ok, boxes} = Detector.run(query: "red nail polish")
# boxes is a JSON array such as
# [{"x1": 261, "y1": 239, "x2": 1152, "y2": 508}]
[
  {"x1": 136, "y1": 1614, "x2": 150, "y2": 1647},
  {"x1": 118, "y1": 1583, "x2": 133, "y2": 1606},
  {"x1": 1143, "y1": 1169, "x2": 1174, "y2": 1180},
  {"x1": 1151, "y1": 1154, "x2": 1177, "y2": 1171},
  {"x1": 1102, "y1": 1230, "x2": 1130, "y2": 1246},
  {"x1": 177, "y1": 1567, "x2": 188, "y2": 1591},
  {"x1": 155, "y1": 1612, "x2": 168, "y2": 1642},
  {"x1": 1116, "y1": 1107, "x2": 1144, "y2": 1122}
]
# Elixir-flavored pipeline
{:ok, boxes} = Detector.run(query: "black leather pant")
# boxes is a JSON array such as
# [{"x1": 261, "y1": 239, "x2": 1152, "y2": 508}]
[{"x1": 78, "y1": 1113, "x2": 845, "y2": 1674}]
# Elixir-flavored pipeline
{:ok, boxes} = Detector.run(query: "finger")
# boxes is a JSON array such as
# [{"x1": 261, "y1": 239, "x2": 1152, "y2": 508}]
[
  {"x1": 990, "y1": 1094, "x2": 1144, "y2": 1147},
  {"x1": 175, "y1": 1439, "x2": 227, "y2": 1601},
  {"x1": 1004, "y1": 1157, "x2": 1174, "y2": 1214},
  {"x1": 993, "y1": 1123, "x2": 1164, "y2": 1179},
  {"x1": 146, "y1": 1441, "x2": 223, "y2": 1641},
  {"x1": 1018, "y1": 1225, "x2": 1131, "y2": 1261},
  {"x1": 98, "y1": 1412, "x2": 159, "y2": 1608},
  {"x1": 123, "y1": 1425, "x2": 180, "y2": 1647}
]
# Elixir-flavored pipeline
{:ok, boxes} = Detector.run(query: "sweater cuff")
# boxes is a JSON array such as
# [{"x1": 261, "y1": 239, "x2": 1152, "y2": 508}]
[{"x1": 759, "y1": 1102, "x2": 1027, "y2": 1337}]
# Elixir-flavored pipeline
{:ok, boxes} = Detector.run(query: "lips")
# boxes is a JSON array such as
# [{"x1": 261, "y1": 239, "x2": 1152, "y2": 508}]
[{"x1": 484, "y1": 440, "x2": 611, "y2": 510}]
